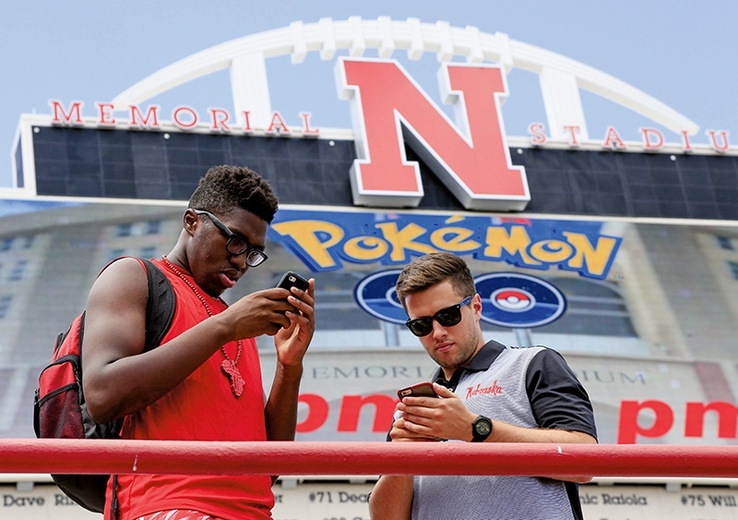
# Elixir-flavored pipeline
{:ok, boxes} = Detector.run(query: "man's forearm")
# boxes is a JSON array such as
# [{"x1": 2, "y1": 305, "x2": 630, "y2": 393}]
[
  {"x1": 369, "y1": 475, "x2": 414, "y2": 520},
  {"x1": 265, "y1": 364, "x2": 304, "y2": 440}
]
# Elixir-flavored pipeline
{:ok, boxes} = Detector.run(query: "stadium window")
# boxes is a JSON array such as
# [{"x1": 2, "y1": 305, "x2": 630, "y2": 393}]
[
  {"x1": 0, "y1": 295, "x2": 12, "y2": 319},
  {"x1": 145, "y1": 220, "x2": 161, "y2": 235},
  {"x1": 116, "y1": 223, "x2": 133, "y2": 237},
  {"x1": 717, "y1": 236, "x2": 734, "y2": 250},
  {"x1": 729, "y1": 261, "x2": 738, "y2": 280},
  {"x1": 532, "y1": 277, "x2": 636, "y2": 337},
  {"x1": 22, "y1": 235, "x2": 35, "y2": 248},
  {"x1": 0, "y1": 238, "x2": 12, "y2": 252},
  {"x1": 140, "y1": 246, "x2": 157, "y2": 259},
  {"x1": 8, "y1": 259, "x2": 28, "y2": 282}
]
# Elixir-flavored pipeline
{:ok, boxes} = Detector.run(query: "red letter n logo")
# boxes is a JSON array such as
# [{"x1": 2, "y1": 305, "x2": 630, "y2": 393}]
[{"x1": 336, "y1": 58, "x2": 529, "y2": 211}]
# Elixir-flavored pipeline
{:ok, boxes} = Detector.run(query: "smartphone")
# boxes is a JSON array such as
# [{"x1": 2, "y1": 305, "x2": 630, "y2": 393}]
[
  {"x1": 397, "y1": 382, "x2": 438, "y2": 399},
  {"x1": 276, "y1": 271, "x2": 310, "y2": 292}
]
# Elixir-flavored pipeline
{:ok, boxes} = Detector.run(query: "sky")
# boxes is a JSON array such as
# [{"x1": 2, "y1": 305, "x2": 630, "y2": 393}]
[{"x1": 3, "y1": 1, "x2": 738, "y2": 190}]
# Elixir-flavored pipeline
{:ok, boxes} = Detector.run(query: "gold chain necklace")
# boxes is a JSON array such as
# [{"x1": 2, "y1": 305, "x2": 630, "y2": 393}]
[{"x1": 161, "y1": 256, "x2": 244, "y2": 398}]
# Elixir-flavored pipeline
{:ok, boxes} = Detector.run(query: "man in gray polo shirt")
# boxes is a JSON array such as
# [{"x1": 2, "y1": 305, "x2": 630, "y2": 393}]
[{"x1": 369, "y1": 252, "x2": 597, "y2": 520}]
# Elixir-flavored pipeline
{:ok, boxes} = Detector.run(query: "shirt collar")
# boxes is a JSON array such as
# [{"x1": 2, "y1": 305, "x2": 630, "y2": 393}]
[{"x1": 432, "y1": 339, "x2": 506, "y2": 390}]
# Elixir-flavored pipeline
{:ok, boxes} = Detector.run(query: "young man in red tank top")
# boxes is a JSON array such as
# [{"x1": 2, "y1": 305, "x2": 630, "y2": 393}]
[{"x1": 81, "y1": 165, "x2": 316, "y2": 520}]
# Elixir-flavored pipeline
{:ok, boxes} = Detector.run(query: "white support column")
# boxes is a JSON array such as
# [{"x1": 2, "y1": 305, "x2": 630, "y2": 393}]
[
  {"x1": 539, "y1": 67, "x2": 589, "y2": 141},
  {"x1": 377, "y1": 15, "x2": 395, "y2": 58},
  {"x1": 318, "y1": 17, "x2": 337, "y2": 60},
  {"x1": 435, "y1": 20, "x2": 454, "y2": 62},
  {"x1": 289, "y1": 20, "x2": 307, "y2": 64},
  {"x1": 348, "y1": 16, "x2": 366, "y2": 57},
  {"x1": 230, "y1": 52, "x2": 271, "y2": 130},
  {"x1": 406, "y1": 17, "x2": 424, "y2": 60}
]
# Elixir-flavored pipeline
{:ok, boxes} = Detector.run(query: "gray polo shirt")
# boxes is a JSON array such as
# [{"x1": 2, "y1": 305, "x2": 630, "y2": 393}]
[{"x1": 409, "y1": 340, "x2": 597, "y2": 520}]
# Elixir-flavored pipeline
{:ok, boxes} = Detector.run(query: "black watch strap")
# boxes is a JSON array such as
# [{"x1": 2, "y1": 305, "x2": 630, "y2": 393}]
[{"x1": 471, "y1": 415, "x2": 493, "y2": 442}]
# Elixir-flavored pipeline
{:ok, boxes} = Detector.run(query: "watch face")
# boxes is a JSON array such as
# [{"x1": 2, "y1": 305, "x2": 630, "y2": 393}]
[{"x1": 475, "y1": 419, "x2": 491, "y2": 436}]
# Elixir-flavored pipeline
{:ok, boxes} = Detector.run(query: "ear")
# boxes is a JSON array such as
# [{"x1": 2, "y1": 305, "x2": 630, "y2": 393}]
[
  {"x1": 471, "y1": 293, "x2": 483, "y2": 317},
  {"x1": 183, "y1": 209, "x2": 199, "y2": 237}
]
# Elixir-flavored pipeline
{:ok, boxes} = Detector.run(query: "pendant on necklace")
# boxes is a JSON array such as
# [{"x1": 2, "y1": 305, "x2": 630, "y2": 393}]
[{"x1": 221, "y1": 359, "x2": 244, "y2": 398}]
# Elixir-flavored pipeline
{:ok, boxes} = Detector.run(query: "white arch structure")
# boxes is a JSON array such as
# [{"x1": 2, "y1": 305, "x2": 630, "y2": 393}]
[{"x1": 112, "y1": 16, "x2": 698, "y2": 140}]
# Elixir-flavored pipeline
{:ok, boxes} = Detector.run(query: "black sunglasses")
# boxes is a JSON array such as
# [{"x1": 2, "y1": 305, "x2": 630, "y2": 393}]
[
  {"x1": 193, "y1": 209, "x2": 268, "y2": 267},
  {"x1": 405, "y1": 295, "x2": 473, "y2": 337}
]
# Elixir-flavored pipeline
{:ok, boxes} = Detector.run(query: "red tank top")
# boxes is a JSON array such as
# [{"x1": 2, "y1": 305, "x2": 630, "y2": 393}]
[{"x1": 105, "y1": 259, "x2": 274, "y2": 519}]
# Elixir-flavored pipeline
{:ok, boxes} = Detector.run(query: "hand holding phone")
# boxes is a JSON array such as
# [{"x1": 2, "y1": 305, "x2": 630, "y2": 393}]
[
  {"x1": 276, "y1": 271, "x2": 309, "y2": 292},
  {"x1": 272, "y1": 271, "x2": 310, "y2": 330},
  {"x1": 397, "y1": 382, "x2": 438, "y2": 399}
]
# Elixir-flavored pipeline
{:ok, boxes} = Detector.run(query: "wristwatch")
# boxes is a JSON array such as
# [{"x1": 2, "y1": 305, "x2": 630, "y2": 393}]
[{"x1": 471, "y1": 415, "x2": 493, "y2": 442}]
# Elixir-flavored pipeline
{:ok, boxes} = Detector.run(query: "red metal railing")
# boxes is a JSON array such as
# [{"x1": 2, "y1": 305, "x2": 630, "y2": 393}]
[{"x1": 1, "y1": 440, "x2": 738, "y2": 478}]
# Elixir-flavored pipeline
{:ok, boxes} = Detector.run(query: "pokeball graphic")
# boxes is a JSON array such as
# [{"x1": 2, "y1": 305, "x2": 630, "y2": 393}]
[
  {"x1": 354, "y1": 269, "x2": 406, "y2": 324},
  {"x1": 492, "y1": 289, "x2": 534, "y2": 312},
  {"x1": 476, "y1": 273, "x2": 566, "y2": 328}
]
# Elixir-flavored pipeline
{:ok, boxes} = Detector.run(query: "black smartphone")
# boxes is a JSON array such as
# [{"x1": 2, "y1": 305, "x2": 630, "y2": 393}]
[
  {"x1": 276, "y1": 271, "x2": 310, "y2": 292},
  {"x1": 397, "y1": 382, "x2": 438, "y2": 399}
]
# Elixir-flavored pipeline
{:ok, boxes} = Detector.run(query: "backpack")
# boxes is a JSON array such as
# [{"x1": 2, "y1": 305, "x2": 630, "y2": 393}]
[{"x1": 33, "y1": 257, "x2": 175, "y2": 514}]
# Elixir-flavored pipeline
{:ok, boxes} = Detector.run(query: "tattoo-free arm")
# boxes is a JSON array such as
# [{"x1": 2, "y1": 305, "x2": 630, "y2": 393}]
[
  {"x1": 264, "y1": 279, "x2": 315, "y2": 441},
  {"x1": 369, "y1": 475, "x2": 414, "y2": 520}
]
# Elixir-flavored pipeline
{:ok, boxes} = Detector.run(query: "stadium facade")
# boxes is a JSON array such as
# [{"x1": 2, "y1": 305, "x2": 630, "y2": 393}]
[{"x1": 2, "y1": 17, "x2": 737, "y2": 520}]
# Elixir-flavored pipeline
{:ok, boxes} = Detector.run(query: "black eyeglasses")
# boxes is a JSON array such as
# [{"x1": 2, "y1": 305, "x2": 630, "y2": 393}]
[
  {"x1": 405, "y1": 296, "x2": 473, "y2": 337},
  {"x1": 193, "y1": 209, "x2": 268, "y2": 267}
]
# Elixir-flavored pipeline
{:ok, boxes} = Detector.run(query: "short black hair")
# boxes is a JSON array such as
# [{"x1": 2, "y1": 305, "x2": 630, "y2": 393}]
[{"x1": 188, "y1": 165, "x2": 279, "y2": 223}]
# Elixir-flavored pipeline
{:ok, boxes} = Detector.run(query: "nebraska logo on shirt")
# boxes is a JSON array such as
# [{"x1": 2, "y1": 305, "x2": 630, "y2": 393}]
[{"x1": 466, "y1": 380, "x2": 503, "y2": 399}]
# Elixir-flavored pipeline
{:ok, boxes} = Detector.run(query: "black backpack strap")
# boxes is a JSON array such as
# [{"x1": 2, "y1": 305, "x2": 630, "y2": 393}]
[
  {"x1": 109, "y1": 474, "x2": 119, "y2": 520},
  {"x1": 139, "y1": 258, "x2": 175, "y2": 352},
  {"x1": 107, "y1": 259, "x2": 174, "y2": 519}
]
